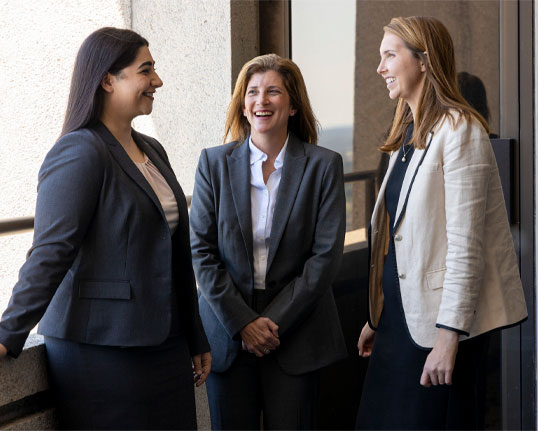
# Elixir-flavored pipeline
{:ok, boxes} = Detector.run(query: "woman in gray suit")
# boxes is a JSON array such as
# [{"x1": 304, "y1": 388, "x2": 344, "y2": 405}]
[
  {"x1": 356, "y1": 16, "x2": 527, "y2": 429},
  {"x1": 0, "y1": 27, "x2": 210, "y2": 430},
  {"x1": 190, "y1": 54, "x2": 347, "y2": 430}
]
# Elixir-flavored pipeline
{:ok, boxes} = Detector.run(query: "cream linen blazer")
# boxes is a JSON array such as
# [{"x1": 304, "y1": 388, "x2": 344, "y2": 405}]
[{"x1": 368, "y1": 112, "x2": 527, "y2": 348}]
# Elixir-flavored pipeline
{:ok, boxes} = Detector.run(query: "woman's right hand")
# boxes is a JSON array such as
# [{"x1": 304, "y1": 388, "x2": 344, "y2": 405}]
[
  {"x1": 357, "y1": 322, "x2": 375, "y2": 357},
  {"x1": 0, "y1": 344, "x2": 7, "y2": 358}
]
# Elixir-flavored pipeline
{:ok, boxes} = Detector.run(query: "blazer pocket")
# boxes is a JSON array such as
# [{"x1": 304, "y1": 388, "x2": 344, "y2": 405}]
[
  {"x1": 425, "y1": 269, "x2": 446, "y2": 290},
  {"x1": 79, "y1": 280, "x2": 131, "y2": 300}
]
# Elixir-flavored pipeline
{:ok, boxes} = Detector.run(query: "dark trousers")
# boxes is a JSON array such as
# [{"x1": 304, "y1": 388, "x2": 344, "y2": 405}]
[
  {"x1": 206, "y1": 351, "x2": 320, "y2": 430},
  {"x1": 45, "y1": 335, "x2": 196, "y2": 430},
  {"x1": 206, "y1": 289, "x2": 321, "y2": 430}
]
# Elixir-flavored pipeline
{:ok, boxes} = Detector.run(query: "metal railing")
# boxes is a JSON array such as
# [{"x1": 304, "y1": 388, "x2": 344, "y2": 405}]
[
  {"x1": 344, "y1": 169, "x2": 378, "y2": 227},
  {"x1": 0, "y1": 217, "x2": 34, "y2": 236},
  {"x1": 0, "y1": 170, "x2": 379, "y2": 237}
]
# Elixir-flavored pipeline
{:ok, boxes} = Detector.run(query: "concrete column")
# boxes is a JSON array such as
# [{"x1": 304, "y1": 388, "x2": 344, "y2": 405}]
[
  {"x1": 0, "y1": 0, "x2": 132, "y2": 326},
  {"x1": 133, "y1": 0, "x2": 231, "y2": 194},
  {"x1": 0, "y1": 1, "x2": 261, "y2": 429},
  {"x1": 0, "y1": 0, "x2": 259, "y2": 309},
  {"x1": 259, "y1": 0, "x2": 290, "y2": 57}
]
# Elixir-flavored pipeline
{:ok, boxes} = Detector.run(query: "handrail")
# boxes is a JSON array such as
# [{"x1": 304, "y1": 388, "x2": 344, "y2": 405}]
[
  {"x1": 344, "y1": 170, "x2": 377, "y2": 183},
  {"x1": 344, "y1": 169, "x2": 379, "y2": 225},
  {"x1": 0, "y1": 217, "x2": 34, "y2": 236},
  {"x1": 0, "y1": 169, "x2": 379, "y2": 237}
]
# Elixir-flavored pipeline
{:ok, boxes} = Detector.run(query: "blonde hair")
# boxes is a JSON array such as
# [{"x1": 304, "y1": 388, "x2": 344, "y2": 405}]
[
  {"x1": 381, "y1": 16, "x2": 489, "y2": 152},
  {"x1": 224, "y1": 54, "x2": 319, "y2": 145}
]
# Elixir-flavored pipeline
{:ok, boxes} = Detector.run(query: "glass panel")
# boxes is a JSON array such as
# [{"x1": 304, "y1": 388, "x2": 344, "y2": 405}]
[{"x1": 291, "y1": 0, "x2": 357, "y2": 236}]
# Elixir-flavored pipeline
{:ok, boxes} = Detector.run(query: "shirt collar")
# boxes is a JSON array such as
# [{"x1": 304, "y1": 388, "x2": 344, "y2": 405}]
[{"x1": 249, "y1": 135, "x2": 289, "y2": 168}]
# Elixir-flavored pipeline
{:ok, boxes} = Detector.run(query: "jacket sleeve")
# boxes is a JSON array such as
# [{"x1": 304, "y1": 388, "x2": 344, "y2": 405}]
[
  {"x1": 0, "y1": 135, "x2": 103, "y2": 357},
  {"x1": 190, "y1": 149, "x2": 259, "y2": 339},
  {"x1": 435, "y1": 121, "x2": 492, "y2": 335},
  {"x1": 262, "y1": 152, "x2": 346, "y2": 336},
  {"x1": 142, "y1": 135, "x2": 210, "y2": 354}
]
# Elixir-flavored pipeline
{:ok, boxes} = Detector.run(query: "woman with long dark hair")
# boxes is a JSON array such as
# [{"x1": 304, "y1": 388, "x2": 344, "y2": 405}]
[
  {"x1": 356, "y1": 16, "x2": 527, "y2": 430},
  {"x1": 0, "y1": 27, "x2": 210, "y2": 430}
]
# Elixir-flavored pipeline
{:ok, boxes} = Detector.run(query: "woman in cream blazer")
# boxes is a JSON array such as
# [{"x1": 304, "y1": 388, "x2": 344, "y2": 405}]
[
  {"x1": 367, "y1": 112, "x2": 527, "y2": 347},
  {"x1": 356, "y1": 16, "x2": 527, "y2": 430}
]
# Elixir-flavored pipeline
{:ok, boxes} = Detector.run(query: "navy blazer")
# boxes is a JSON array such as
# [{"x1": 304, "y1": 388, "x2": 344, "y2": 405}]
[
  {"x1": 190, "y1": 134, "x2": 347, "y2": 375},
  {"x1": 0, "y1": 122, "x2": 209, "y2": 357}
]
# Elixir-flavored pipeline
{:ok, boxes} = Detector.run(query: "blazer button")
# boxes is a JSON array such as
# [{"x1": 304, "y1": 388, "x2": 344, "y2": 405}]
[
  {"x1": 394, "y1": 234, "x2": 402, "y2": 241},
  {"x1": 398, "y1": 273, "x2": 406, "y2": 279}
]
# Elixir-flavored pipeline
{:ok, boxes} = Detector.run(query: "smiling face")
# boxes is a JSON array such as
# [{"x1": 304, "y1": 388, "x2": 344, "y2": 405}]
[
  {"x1": 104, "y1": 46, "x2": 163, "y2": 121},
  {"x1": 243, "y1": 70, "x2": 296, "y2": 143},
  {"x1": 377, "y1": 31, "x2": 426, "y2": 114}
]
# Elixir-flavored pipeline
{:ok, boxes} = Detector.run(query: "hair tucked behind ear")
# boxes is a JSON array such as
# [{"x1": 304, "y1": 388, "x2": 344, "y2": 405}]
[
  {"x1": 381, "y1": 16, "x2": 489, "y2": 153},
  {"x1": 61, "y1": 27, "x2": 148, "y2": 137}
]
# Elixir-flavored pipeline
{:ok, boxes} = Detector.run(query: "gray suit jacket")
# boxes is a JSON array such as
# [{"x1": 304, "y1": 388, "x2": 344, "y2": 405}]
[
  {"x1": 190, "y1": 134, "x2": 347, "y2": 375},
  {"x1": 0, "y1": 122, "x2": 209, "y2": 357}
]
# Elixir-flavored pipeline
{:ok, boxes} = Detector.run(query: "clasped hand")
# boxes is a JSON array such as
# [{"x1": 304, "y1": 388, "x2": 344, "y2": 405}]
[{"x1": 240, "y1": 317, "x2": 279, "y2": 357}]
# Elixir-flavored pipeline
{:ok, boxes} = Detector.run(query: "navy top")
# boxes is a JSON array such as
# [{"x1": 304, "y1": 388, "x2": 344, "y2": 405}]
[{"x1": 385, "y1": 123, "x2": 415, "y2": 235}]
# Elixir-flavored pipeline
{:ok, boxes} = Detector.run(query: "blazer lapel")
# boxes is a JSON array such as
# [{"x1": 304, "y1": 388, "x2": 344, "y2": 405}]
[
  {"x1": 393, "y1": 130, "x2": 435, "y2": 232},
  {"x1": 266, "y1": 135, "x2": 308, "y2": 273},
  {"x1": 227, "y1": 139, "x2": 255, "y2": 268},
  {"x1": 92, "y1": 122, "x2": 168, "y2": 222}
]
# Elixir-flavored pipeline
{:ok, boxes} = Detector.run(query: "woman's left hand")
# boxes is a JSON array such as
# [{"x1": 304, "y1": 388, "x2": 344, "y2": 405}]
[
  {"x1": 420, "y1": 328, "x2": 459, "y2": 387},
  {"x1": 192, "y1": 351, "x2": 212, "y2": 387}
]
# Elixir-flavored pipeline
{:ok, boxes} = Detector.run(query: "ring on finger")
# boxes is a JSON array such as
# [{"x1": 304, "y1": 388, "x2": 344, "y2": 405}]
[{"x1": 263, "y1": 348, "x2": 270, "y2": 354}]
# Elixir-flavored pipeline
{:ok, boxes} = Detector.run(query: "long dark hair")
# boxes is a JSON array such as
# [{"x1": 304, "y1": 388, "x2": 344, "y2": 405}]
[{"x1": 61, "y1": 27, "x2": 148, "y2": 137}]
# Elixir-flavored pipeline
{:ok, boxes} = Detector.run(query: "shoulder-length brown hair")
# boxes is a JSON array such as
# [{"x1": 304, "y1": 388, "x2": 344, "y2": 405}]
[
  {"x1": 224, "y1": 54, "x2": 319, "y2": 145},
  {"x1": 381, "y1": 16, "x2": 489, "y2": 152}
]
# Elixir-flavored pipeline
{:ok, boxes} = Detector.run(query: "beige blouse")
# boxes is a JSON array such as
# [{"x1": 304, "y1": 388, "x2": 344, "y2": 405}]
[{"x1": 135, "y1": 154, "x2": 179, "y2": 234}]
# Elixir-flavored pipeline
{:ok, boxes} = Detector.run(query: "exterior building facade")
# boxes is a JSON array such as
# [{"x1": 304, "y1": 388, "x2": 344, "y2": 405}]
[{"x1": 0, "y1": 0, "x2": 536, "y2": 428}]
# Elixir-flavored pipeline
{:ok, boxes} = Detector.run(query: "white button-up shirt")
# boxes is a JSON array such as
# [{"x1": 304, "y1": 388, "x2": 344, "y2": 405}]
[{"x1": 249, "y1": 136, "x2": 288, "y2": 290}]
